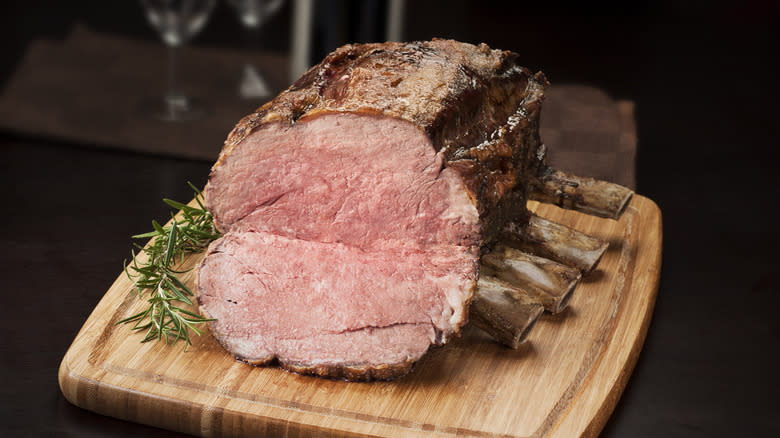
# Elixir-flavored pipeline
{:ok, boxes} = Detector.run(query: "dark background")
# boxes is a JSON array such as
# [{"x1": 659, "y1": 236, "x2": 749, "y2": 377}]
[{"x1": 1, "y1": 0, "x2": 779, "y2": 437}]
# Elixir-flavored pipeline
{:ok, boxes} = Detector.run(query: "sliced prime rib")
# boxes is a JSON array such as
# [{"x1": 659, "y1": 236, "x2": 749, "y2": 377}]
[{"x1": 197, "y1": 39, "x2": 632, "y2": 380}]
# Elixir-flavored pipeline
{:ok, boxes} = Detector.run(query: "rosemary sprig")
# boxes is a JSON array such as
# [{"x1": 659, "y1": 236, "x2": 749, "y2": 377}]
[{"x1": 118, "y1": 182, "x2": 221, "y2": 347}]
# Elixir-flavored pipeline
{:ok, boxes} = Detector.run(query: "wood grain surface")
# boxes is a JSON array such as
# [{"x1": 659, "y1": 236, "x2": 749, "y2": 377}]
[{"x1": 59, "y1": 195, "x2": 662, "y2": 438}]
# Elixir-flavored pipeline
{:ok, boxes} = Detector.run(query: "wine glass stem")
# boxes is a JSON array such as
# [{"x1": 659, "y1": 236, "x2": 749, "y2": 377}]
[
  {"x1": 167, "y1": 44, "x2": 179, "y2": 100},
  {"x1": 242, "y1": 25, "x2": 260, "y2": 67}
]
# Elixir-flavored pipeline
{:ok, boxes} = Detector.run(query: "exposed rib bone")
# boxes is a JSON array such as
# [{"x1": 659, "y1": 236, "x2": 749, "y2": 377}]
[
  {"x1": 480, "y1": 246, "x2": 582, "y2": 314},
  {"x1": 472, "y1": 167, "x2": 623, "y2": 347},
  {"x1": 529, "y1": 167, "x2": 634, "y2": 220},
  {"x1": 501, "y1": 214, "x2": 608, "y2": 274},
  {"x1": 470, "y1": 275, "x2": 545, "y2": 349}
]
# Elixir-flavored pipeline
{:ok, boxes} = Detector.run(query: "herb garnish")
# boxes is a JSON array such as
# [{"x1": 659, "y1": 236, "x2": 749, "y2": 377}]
[{"x1": 118, "y1": 182, "x2": 221, "y2": 347}]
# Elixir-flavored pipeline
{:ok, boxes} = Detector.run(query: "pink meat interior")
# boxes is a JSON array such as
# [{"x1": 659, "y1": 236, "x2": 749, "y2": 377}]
[{"x1": 201, "y1": 113, "x2": 480, "y2": 367}]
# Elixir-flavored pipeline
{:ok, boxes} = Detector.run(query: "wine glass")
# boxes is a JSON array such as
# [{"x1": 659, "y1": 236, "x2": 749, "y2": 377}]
[
  {"x1": 140, "y1": 0, "x2": 217, "y2": 121},
  {"x1": 226, "y1": 0, "x2": 286, "y2": 99}
]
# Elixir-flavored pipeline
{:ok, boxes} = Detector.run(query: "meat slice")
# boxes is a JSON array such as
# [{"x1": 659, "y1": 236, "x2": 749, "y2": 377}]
[
  {"x1": 198, "y1": 39, "x2": 550, "y2": 380},
  {"x1": 205, "y1": 114, "x2": 481, "y2": 248},
  {"x1": 198, "y1": 231, "x2": 476, "y2": 379}
]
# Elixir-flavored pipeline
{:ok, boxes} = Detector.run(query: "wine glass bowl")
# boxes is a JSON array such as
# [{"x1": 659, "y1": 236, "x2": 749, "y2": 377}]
[
  {"x1": 140, "y1": 0, "x2": 216, "y2": 121},
  {"x1": 143, "y1": 0, "x2": 214, "y2": 46},
  {"x1": 227, "y1": 0, "x2": 285, "y2": 29}
]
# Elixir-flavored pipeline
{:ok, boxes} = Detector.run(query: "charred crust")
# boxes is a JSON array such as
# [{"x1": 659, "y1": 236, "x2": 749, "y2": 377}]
[
  {"x1": 281, "y1": 359, "x2": 417, "y2": 382},
  {"x1": 289, "y1": 63, "x2": 320, "y2": 91},
  {"x1": 533, "y1": 70, "x2": 551, "y2": 86},
  {"x1": 230, "y1": 353, "x2": 418, "y2": 381}
]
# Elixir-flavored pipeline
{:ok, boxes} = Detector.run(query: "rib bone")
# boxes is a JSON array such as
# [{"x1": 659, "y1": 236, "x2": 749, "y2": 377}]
[
  {"x1": 529, "y1": 167, "x2": 634, "y2": 220},
  {"x1": 501, "y1": 214, "x2": 608, "y2": 274},
  {"x1": 480, "y1": 246, "x2": 582, "y2": 314},
  {"x1": 471, "y1": 160, "x2": 628, "y2": 347},
  {"x1": 470, "y1": 275, "x2": 545, "y2": 349}
]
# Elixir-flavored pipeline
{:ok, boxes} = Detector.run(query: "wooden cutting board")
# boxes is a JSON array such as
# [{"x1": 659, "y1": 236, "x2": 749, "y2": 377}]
[{"x1": 59, "y1": 195, "x2": 662, "y2": 438}]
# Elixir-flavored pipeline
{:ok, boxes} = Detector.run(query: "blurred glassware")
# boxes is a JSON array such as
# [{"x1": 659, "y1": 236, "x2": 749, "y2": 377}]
[
  {"x1": 226, "y1": 0, "x2": 285, "y2": 99},
  {"x1": 140, "y1": 0, "x2": 216, "y2": 121}
]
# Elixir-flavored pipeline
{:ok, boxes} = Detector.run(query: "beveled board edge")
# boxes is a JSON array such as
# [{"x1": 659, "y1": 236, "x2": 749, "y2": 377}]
[{"x1": 550, "y1": 195, "x2": 662, "y2": 438}]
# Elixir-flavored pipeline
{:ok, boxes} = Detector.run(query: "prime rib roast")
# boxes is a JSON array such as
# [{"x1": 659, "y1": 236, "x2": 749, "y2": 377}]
[{"x1": 197, "y1": 39, "x2": 633, "y2": 380}]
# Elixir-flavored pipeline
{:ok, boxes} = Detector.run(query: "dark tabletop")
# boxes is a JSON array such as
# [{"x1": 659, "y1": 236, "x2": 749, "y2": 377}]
[{"x1": 1, "y1": 2, "x2": 779, "y2": 437}]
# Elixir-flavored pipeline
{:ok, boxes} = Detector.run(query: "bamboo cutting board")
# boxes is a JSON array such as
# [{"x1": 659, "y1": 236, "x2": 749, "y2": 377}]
[{"x1": 59, "y1": 195, "x2": 662, "y2": 438}]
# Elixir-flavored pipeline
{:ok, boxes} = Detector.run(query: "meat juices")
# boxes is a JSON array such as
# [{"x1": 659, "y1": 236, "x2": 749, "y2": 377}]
[{"x1": 198, "y1": 40, "x2": 552, "y2": 380}]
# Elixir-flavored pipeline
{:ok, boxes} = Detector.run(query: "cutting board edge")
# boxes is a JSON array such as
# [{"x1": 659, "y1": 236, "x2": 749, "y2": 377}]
[
  {"x1": 59, "y1": 350, "x2": 462, "y2": 438},
  {"x1": 550, "y1": 195, "x2": 662, "y2": 438}
]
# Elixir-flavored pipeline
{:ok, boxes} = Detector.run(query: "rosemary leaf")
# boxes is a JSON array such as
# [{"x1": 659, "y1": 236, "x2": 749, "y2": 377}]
[
  {"x1": 164, "y1": 221, "x2": 178, "y2": 268},
  {"x1": 152, "y1": 220, "x2": 166, "y2": 235},
  {"x1": 169, "y1": 275, "x2": 195, "y2": 296},
  {"x1": 131, "y1": 231, "x2": 158, "y2": 239},
  {"x1": 164, "y1": 277, "x2": 193, "y2": 305},
  {"x1": 163, "y1": 198, "x2": 194, "y2": 212}
]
